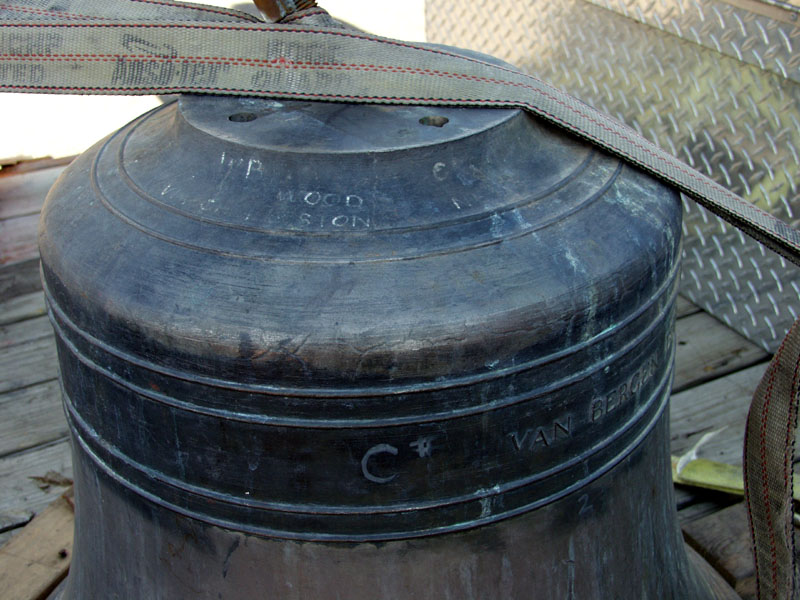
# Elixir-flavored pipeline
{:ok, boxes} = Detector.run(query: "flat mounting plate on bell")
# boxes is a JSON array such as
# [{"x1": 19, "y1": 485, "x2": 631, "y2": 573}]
[
  {"x1": 102, "y1": 95, "x2": 602, "y2": 263},
  {"x1": 179, "y1": 95, "x2": 519, "y2": 153}
]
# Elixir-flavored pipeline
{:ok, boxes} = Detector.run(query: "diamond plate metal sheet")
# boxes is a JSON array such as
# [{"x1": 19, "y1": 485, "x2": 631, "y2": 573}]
[
  {"x1": 584, "y1": 0, "x2": 800, "y2": 83},
  {"x1": 426, "y1": 0, "x2": 800, "y2": 351}
]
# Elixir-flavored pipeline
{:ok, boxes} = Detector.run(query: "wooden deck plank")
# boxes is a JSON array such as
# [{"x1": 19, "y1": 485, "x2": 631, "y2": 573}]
[
  {"x1": 0, "y1": 379, "x2": 65, "y2": 459},
  {"x1": 0, "y1": 316, "x2": 54, "y2": 350},
  {"x1": 0, "y1": 439, "x2": 72, "y2": 522},
  {"x1": 0, "y1": 529, "x2": 18, "y2": 548},
  {"x1": 0, "y1": 161, "x2": 53, "y2": 304},
  {"x1": 0, "y1": 166, "x2": 65, "y2": 220},
  {"x1": 685, "y1": 543, "x2": 744, "y2": 599},
  {"x1": 0, "y1": 335, "x2": 59, "y2": 395},
  {"x1": 683, "y1": 502, "x2": 755, "y2": 599},
  {"x1": 0, "y1": 214, "x2": 39, "y2": 267},
  {"x1": 676, "y1": 294, "x2": 701, "y2": 318},
  {"x1": 0, "y1": 167, "x2": 45, "y2": 302},
  {"x1": 0, "y1": 291, "x2": 47, "y2": 327},
  {"x1": 677, "y1": 495, "x2": 742, "y2": 525},
  {"x1": 0, "y1": 157, "x2": 73, "y2": 178},
  {"x1": 0, "y1": 491, "x2": 73, "y2": 600},
  {"x1": 0, "y1": 258, "x2": 42, "y2": 302},
  {"x1": 670, "y1": 363, "x2": 769, "y2": 524},
  {"x1": 673, "y1": 312, "x2": 769, "y2": 393},
  {"x1": 670, "y1": 362, "x2": 768, "y2": 464},
  {"x1": 0, "y1": 508, "x2": 34, "y2": 545}
]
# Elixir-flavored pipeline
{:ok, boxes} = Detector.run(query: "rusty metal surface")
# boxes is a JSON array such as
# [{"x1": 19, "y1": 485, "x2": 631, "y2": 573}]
[{"x1": 426, "y1": 0, "x2": 800, "y2": 351}]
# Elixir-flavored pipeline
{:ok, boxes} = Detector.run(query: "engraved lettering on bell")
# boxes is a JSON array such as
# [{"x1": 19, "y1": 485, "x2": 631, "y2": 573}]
[
  {"x1": 281, "y1": 190, "x2": 373, "y2": 231},
  {"x1": 591, "y1": 356, "x2": 658, "y2": 422},
  {"x1": 409, "y1": 435, "x2": 437, "y2": 458},
  {"x1": 508, "y1": 417, "x2": 572, "y2": 452},
  {"x1": 361, "y1": 443, "x2": 398, "y2": 484}
]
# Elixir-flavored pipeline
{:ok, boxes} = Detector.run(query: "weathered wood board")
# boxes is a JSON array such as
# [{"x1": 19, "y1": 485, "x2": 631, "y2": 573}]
[
  {"x1": 0, "y1": 334, "x2": 59, "y2": 395},
  {"x1": 683, "y1": 502, "x2": 755, "y2": 599},
  {"x1": 670, "y1": 360, "x2": 770, "y2": 525},
  {"x1": 685, "y1": 542, "x2": 744, "y2": 599},
  {"x1": 675, "y1": 294, "x2": 701, "y2": 319},
  {"x1": 671, "y1": 362, "x2": 768, "y2": 464},
  {"x1": 0, "y1": 491, "x2": 73, "y2": 600},
  {"x1": 0, "y1": 183, "x2": 71, "y2": 555},
  {"x1": 0, "y1": 380, "x2": 64, "y2": 458},
  {"x1": 0, "y1": 315, "x2": 54, "y2": 349},
  {"x1": 0, "y1": 291, "x2": 47, "y2": 327},
  {"x1": 673, "y1": 312, "x2": 769, "y2": 392},
  {"x1": 0, "y1": 214, "x2": 39, "y2": 267},
  {"x1": 0, "y1": 166, "x2": 66, "y2": 220},
  {"x1": 0, "y1": 439, "x2": 72, "y2": 525},
  {"x1": 0, "y1": 163, "x2": 66, "y2": 303},
  {"x1": 0, "y1": 259, "x2": 43, "y2": 302}
]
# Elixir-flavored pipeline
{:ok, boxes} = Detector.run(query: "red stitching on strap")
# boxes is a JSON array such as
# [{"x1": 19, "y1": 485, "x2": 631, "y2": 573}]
[
  {"x1": 785, "y1": 339, "x2": 800, "y2": 592},
  {"x1": 755, "y1": 333, "x2": 790, "y2": 599}
]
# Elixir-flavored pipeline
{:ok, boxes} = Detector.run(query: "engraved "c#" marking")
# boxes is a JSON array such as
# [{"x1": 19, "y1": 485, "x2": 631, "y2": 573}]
[
  {"x1": 361, "y1": 444, "x2": 398, "y2": 484},
  {"x1": 409, "y1": 435, "x2": 437, "y2": 458}
]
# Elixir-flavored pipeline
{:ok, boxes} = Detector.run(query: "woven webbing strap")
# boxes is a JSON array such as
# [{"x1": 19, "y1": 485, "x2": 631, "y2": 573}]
[
  {"x1": 746, "y1": 318, "x2": 800, "y2": 599},
  {"x1": 2, "y1": 1, "x2": 799, "y2": 597}
]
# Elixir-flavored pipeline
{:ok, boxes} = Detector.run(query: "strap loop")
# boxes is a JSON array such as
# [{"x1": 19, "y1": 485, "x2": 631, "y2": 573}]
[{"x1": 746, "y1": 318, "x2": 800, "y2": 599}]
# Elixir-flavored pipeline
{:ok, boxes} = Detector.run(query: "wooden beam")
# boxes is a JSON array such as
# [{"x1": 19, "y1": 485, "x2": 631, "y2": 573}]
[
  {"x1": 683, "y1": 502, "x2": 755, "y2": 599},
  {"x1": 0, "y1": 489, "x2": 74, "y2": 600}
]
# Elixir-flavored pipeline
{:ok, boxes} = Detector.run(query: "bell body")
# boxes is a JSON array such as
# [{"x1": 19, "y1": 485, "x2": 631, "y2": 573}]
[{"x1": 40, "y1": 94, "x2": 714, "y2": 598}]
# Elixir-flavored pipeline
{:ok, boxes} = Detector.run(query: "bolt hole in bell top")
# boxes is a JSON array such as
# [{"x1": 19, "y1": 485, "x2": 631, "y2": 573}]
[
  {"x1": 419, "y1": 115, "x2": 450, "y2": 127},
  {"x1": 229, "y1": 112, "x2": 259, "y2": 123}
]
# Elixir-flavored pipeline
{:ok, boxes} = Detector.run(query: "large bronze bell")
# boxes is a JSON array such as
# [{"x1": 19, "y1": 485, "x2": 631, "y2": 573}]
[{"x1": 41, "y1": 87, "x2": 731, "y2": 597}]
